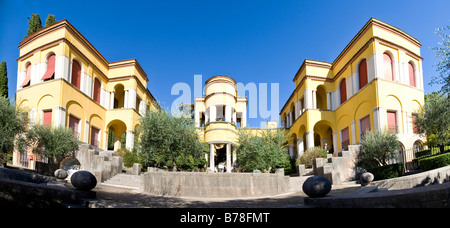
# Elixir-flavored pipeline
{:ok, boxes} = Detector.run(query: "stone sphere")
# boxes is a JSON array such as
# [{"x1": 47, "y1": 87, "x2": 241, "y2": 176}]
[
  {"x1": 70, "y1": 171, "x2": 97, "y2": 191},
  {"x1": 360, "y1": 172, "x2": 374, "y2": 186},
  {"x1": 54, "y1": 169, "x2": 68, "y2": 179},
  {"x1": 302, "y1": 175, "x2": 332, "y2": 198}
]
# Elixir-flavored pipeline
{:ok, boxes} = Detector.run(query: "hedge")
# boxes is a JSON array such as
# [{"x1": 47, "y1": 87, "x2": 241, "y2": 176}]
[
  {"x1": 367, "y1": 163, "x2": 403, "y2": 181},
  {"x1": 418, "y1": 152, "x2": 450, "y2": 171}
]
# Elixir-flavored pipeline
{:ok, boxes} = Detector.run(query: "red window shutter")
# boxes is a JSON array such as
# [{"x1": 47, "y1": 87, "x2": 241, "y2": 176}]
[
  {"x1": 21, "y1": 64, "x2": 32, "y2": 87},
  {"x1": 71, "y1": 61, "x2": 81, "y2": 89},
  {"x1": 91, "y1": 127, "x2": 100, "y2": 147},
  {"x1": 69, "y1": 115, "x2": 80, "y2": 138},
  {"x1": 93, "y1": 79, "x2": 101, "y2": 103},
  {"x1": 43, "y1": 110, "x2": 52, "y2": 126},
  {"x1": 41, "y1": 55, "x2": 55, "y2": 80},
  {"x1": 340, "y1": 79, "x2": 347, "y2": 104},
  {"x1": 383, "y1": 54, "x2": 393, "y2": 81},
  {"x1": 341, "y1": 127, "x2": 349, "y2": 149},
  {"x1": 359, "y1": 59, "x2": 368, "y2": 89},
  {"x1": 409, "y1": 63, "x2": 416, "y2": 87},
  {"x1": 387, "y1": 111, "x2": 397, "y2": 133},
  {"x1": 360, "y1": 115, "x2": 371, "y2": 137}
]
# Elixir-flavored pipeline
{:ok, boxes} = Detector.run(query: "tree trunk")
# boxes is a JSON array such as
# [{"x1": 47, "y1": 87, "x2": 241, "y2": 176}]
[
  {"x1": 439, "y1": 144, "x2": 445, "y2": 154},
  {"x1": 172, "y1": 161, "x2": 177, "y2": 172}
]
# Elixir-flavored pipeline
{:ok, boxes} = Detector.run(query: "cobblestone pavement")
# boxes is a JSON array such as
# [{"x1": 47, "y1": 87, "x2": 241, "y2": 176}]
[{"x1": 92, "y1": 183, "x2": 360, "y2": 208}]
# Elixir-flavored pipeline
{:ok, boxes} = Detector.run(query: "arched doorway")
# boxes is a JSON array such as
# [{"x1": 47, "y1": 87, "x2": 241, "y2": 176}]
[
  {"x1": 313, "y1": 120, "x2": 334, "y2": 154},
  {"x1": 106, "y1": 119, "x2": 127, "y2": 151}
]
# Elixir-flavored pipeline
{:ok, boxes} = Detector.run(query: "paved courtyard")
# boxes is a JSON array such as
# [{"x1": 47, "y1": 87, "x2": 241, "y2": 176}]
[{"x1": 92, "y1": 182, "x2": 361, "y2": 208}]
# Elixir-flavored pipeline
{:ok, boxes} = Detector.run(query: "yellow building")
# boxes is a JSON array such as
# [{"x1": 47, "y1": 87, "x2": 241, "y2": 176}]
[
  {"x1": 13, "y1": 20, "x2": 158, "y2": 168},
  {"x1": 280, "y1": 18, "x2": 425, "y2": 166}
]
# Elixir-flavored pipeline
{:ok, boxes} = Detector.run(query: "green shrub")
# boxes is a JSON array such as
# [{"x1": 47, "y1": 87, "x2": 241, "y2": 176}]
[
  {"x1": 367, "y1": 163, "x2": 403, "y2": 181},
  {"x1": 116, "y1": 148, "x2": 140, "y2": 168},
  {"x1": 415, "y1": 149, "x2": 432, "y2": 159},
  {"x1": 296, "y1": 147, "x2": 327, "y2": 169},
  {"x1": 418, "y1": 153, "x2": 450, "y2": 171}
]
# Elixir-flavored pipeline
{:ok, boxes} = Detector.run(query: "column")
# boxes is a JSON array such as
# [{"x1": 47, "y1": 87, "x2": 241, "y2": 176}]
[
  {"x1": 225, "y1": 105, "x2": 232, "y2": 123},
  {"x1": 53, "y1": 106, "x2": 66, "y2": 128},
  {"x1": 103, "y1": 130, "x2": 108, "y2": 150},
  {"x1": 332, "y1": 131, "x2": 338, "y2": 156},
  {"x1": 297, "y1": 138, "x2": 304, "y2": 158},
  {"x1": 126, "y1": 130, "x2": 135, "y2": 150},
  {"x1": 124, "y1": 90, "x2": 129, "y2": 109},
  {"x1": 110, "y1": 91, "x2": 115, "y2": 109},
  {"x1": 128, "y1": 89, "x2": 137, "y2": 110},
  {"x1": 305, "y1": 131, "x2": 314, "y2": 150},
  {"x1": 209, "y1": 105, "x2": 216, "y2": 122},
  {"x1": 327, "y1": 92, "x2": 331, "y2": 110},
  {"x1": 226, "y1": 143, "x2": 231, "y2": 172},
  {"x1": 304, "y1": 88, "x2": 312, "y2": 110},
  {"x1": 373, "y1": 107, "x2": 385, "y2": 132},
  {"x1": 209, "y1": 143, "x2": 215, "y2": 171},
  {"x1": 312, "y1": 90, "x2": 317, "y2": 109}
]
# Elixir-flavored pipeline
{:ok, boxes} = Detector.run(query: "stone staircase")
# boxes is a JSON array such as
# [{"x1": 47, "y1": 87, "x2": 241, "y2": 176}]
[
  {"x1": 101, "y1": 173, "x2": 141, "y2": 190},
  {"x1": 74, "y1": 142, "x2": 123, "y2": 183},
  {"x1": 312, "y1": 145, "x2": 360, "y2": 185}
]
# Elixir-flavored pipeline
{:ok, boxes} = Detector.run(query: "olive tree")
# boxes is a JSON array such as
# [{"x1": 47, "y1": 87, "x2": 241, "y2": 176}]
[
  {"x1": 236, "y1": 128, "x2": 290, "y2": 172},
  {"x1": 358, "y1": 130, "x2": 400, "y2": 169},
  {"x1": 0, "y1": 96, "x2": 26, "y2": 166},
  {"x1": 136, "y1": 109, "x2": 206, "y2": 171}
]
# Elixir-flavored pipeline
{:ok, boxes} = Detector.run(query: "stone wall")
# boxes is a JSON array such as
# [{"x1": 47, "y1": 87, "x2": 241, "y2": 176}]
[
  {"x1": 140, "y1": 171, "x2": 290, "y2": 198},
  {"x1": 369, "y1": 165, "x2": 450, "y2": 189}
]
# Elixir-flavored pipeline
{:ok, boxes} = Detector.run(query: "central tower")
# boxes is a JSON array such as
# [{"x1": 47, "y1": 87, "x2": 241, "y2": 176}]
[{"x1": 194, "y1": 75, "x2": 247, "y2": 172}]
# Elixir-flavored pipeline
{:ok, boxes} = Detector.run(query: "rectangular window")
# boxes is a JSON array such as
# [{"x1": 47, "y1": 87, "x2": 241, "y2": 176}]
[
  {"x1": 387, "y1": 111, "x2": 397, "y2": 133},
  {"x1": 359, "y1": 115, "x2": 371, "y2": 140},
  {"x1": 43, "y1": 110, "x2": 52, "y2": 126},
  {"x1": 341, "y1": 127, "x2": 350, "y2": 151},
  {"x1": 91, "y1": 126, "x2": 100, "y2": 147},
  {"x1": 69, "y1": 115, "x2": 80, "y2": 140}
]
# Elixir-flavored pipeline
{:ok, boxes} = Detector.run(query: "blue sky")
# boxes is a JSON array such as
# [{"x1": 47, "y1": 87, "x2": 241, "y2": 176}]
[{"x1": 1, "y1": 0, "x2": 449, "y2": 127}]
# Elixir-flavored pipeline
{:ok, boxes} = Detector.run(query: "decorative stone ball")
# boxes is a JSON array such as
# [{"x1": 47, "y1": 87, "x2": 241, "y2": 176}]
[
  {"x1": 70, "y1": 171, "x2": 97, "y2": 191},
  {"x1": 302, "y1": 175, "x2": 332, "y2": 198},
  {"x1": 54, "y1": 169, "x2": 68, "y2": 180},
  {"x1": 360, "y1": 172, "x2": 374, "y2": 186}
]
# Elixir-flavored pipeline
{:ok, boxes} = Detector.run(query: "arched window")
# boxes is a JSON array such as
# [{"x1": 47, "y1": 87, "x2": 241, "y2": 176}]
[
  {"x1": 358, "y1": 59, "x2": 368, "y2": 89},
  {"x1": 383, "y1": 53, "x2": 394, "y2": 81},
  {"x1": 408, "y1": 62, "x2": 416, "y2": 87},
  {"x1": 71, "y1": 60, "x2": 81, "y2": 90},
  {"x1": 21, "y1": 63, "x2": 32, "y2": 88},
  {"x1": 339, "y1": 78, "x2": 347, "y2": 105},
  {"x1": 42, "y1": 54, "x2": 55, "y2": 81},
  {"x1": 93, "y1": 78, "x2": 101, "y2": 103}
]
